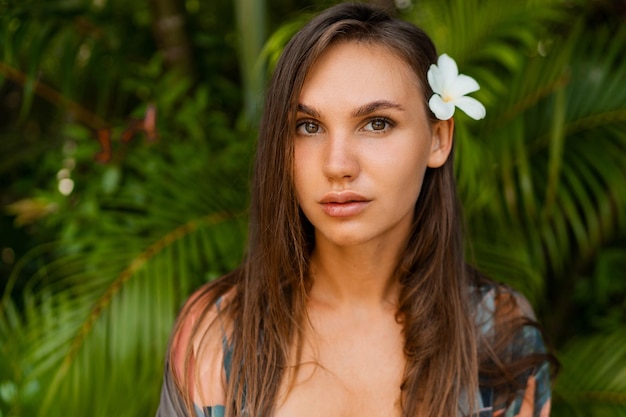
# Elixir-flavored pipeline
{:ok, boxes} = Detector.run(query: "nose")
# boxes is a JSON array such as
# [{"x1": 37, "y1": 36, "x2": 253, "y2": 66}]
[{"x1": 322, "y1": 131, "x2": 360, "y2": 182}]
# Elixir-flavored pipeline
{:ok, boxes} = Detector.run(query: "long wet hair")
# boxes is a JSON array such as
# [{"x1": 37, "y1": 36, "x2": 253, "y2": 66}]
[{"x1": 170, "y1": 3, "x2": 553, "y2": 417}]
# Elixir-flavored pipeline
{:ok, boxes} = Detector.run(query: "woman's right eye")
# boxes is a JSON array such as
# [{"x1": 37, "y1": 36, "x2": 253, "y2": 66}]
[{"x1": 296, "y1": 120, "x2": 322, "y2": 135}]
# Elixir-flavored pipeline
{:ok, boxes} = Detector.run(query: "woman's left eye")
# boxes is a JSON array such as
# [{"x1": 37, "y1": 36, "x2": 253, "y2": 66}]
[{"x1": 363, "y1": 118, "x2": 393, "y2": 132}]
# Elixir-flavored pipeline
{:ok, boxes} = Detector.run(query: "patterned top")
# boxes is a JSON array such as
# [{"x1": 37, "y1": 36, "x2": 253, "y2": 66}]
[{"x1": 156, "y1": 284, "x2": 551, "y2": 417}]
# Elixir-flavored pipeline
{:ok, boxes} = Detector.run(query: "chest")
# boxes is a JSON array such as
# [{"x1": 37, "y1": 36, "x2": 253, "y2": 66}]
[{"x1": 274, "y1": 311, "x2": 405, "y2": 417}]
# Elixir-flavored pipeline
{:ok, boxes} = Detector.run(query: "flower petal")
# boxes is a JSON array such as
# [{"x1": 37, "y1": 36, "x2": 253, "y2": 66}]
[
  {"x1": 427, "y1": 64, "x2": 444, "y2": 95},
  {"x1": 437, "y1": 54, "x2": 459, "y2": 91},
  {"x1": 449, "y1": 74, "x2": 480, "y2": 97},
  {"x1": 453, "y1": 96, "x2": 486, "y2": 120},
  {"x1": 429, "y1": 94, "x2": 456, "y2": 120}
]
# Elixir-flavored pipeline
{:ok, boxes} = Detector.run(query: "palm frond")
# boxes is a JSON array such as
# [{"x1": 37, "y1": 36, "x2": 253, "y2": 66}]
[
  {"x1": 553, "y1": 328, "x2": 626, "y2": 416},
  {"x1": 4, "y1": 185, "x2": 247, "y2": 416}
]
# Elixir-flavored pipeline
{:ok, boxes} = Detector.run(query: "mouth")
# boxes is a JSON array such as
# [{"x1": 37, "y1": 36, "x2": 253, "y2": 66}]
[
  {"x1": 319, "y1": 192, "x2": 371, "y2": 217},
  {"x1": 319, "y1": 191, "x2": 370, "y2": 204}
]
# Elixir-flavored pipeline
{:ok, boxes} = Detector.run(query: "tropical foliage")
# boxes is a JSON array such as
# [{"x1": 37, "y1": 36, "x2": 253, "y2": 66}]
[{"x1": 1, "y1": 0, "x2": 624, "y2": 416}]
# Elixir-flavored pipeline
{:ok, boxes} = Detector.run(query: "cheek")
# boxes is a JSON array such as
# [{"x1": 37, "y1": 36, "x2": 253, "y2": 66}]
[
  {"x1": 293, "y1": 144, "x2": 310, "y2": 202},
  {"x1": 374, "y1": 143, "x2": 430, "y2": 196},
  {"x1": 396, "y1": 168, "x2": 427, "y2": 208},
  {"x1": 392, "y1": 169, "x2": 427, "y2": 223}
]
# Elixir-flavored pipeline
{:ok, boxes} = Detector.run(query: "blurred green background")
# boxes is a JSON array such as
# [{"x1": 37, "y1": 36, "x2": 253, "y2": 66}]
[{"x1": 1, "y1": 0, "x2": 625, "y2": 415}]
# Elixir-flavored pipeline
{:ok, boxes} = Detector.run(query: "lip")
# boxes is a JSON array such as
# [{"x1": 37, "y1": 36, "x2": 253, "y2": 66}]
[{"x1": 319, "y1": 191, "x2": 371, "y2": 217}]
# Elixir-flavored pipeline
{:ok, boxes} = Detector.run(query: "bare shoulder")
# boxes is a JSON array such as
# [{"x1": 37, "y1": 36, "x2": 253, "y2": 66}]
[{"x1": 170, "y1": 282, "x2": 236, "y2": 407}]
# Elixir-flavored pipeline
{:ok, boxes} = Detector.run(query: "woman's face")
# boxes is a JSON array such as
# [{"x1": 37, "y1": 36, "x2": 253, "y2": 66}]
[{"x1": 293, "y1": 41, "x2": 453, "y2": 250}]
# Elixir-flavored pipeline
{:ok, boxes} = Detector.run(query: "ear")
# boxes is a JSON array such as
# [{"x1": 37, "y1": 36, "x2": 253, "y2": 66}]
[{"x1": 427, "y1": 118, "x2": 454, "y2": 168}]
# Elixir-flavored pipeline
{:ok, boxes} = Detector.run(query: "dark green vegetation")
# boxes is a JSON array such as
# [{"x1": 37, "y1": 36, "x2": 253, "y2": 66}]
[{"x1": 1, "y1": 0, "x2": 625, "y2": 416}]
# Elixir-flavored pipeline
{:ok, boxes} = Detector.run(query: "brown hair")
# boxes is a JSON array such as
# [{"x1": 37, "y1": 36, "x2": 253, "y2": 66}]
[{"x1": 170, "y1": 3, "x2": 553, "y2": 417}]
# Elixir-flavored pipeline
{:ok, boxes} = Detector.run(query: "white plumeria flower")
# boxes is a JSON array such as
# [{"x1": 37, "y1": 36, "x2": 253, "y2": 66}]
[{"x1": 427, "y1": 54, "x2": 486, "y2": 121}]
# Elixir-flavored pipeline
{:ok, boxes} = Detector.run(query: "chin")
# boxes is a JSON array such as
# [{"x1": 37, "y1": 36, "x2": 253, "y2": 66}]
[{"x1": 315, "y1": 228, "x2": 377, "y2": 248}]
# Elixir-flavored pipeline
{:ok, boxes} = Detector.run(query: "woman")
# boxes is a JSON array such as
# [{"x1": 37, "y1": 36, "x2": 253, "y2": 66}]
[{"x1": 157, "y1": 3, "x2": 554, "y2": 417}]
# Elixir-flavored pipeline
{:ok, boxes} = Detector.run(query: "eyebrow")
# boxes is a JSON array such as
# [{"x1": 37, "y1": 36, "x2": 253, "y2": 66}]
[
  {"x1": 351, "y1": 100, "x2": 405, "y2": 118},
  {"x1": 296, "y1": 100, "x2": 405, "y2": 119},
  {"x1": 297, "y1": 103, "x2": 320, "y2": 118}
]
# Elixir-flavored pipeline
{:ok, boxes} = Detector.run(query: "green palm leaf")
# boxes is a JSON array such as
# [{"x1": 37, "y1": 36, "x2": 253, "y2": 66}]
[
  {"x1": 3, "y1": 159, "x2": 248, "y2": 416},
  {"x1": 554, "y1": 328, "x2": 626, "y2": 416}
]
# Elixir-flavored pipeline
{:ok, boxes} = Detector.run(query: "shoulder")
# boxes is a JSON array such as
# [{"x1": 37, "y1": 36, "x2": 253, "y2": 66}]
[
  {"x1": 473, "y1": 282, "x2": 551, "y2": 373},
  {"x1": 169, "y1": 281, "x2": 237, "y2": 408},
  {"x1": 473, "y1": 282, "x2": 538, "y2": 337},
  {"x1": 473, "y1": 282, "x2": 553, "y2": 416}
]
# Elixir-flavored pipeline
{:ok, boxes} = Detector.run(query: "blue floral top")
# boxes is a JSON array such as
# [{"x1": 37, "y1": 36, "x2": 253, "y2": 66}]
[{"x1": 156, "y1": 284, "x2": 551, "y2": 417}]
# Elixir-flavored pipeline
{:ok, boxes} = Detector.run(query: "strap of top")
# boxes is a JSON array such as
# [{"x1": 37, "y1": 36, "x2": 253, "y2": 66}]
[{"x1": 214, "y1": 297, "x2": 233, "y2": 383}]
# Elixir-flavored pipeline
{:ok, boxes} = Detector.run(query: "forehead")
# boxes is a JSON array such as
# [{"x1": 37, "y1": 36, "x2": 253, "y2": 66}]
[{"x1": 298, "y1": 41, "x2": 422, "y2": 109}]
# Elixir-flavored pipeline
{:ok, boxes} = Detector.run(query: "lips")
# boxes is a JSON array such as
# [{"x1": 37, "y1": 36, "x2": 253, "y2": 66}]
[{"x1": 319, "y1": 191, "x2": 371, "y2": 217}]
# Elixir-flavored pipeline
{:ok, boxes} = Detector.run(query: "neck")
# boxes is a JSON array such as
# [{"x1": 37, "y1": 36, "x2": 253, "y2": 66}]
[{"x1": 308, "y1": 234, "x2": 406, "y2": 309}]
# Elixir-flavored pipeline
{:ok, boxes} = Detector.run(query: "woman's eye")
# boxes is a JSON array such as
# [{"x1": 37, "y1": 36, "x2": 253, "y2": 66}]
[
  {"x1": 296, "y1": 121, "x2": 321, "y2": 135},
  {"x1": 363, "y1": 118, "x2": 392, "y2": 132}
]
